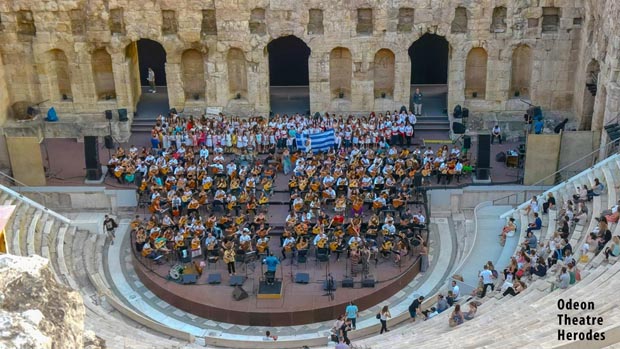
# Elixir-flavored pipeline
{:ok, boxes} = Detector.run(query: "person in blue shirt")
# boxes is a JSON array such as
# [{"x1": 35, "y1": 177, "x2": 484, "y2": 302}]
[
  {"x1": 526, "y1": 212, "x2": 542, "y2": 234},
  {"x1": 345, "y1": 301, "x2": 359, "y2": 330},
  {"x1": 263, "y1": 253, "x2": 280, "y2": 285},
  {"x1": 534, "y1": 119, "x2": 544, "y2": 134}
]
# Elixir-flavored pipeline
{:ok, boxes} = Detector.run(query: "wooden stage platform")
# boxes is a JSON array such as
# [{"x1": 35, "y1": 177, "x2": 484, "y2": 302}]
[{"x1": 134, "y1": 248, "x2": 421, "y2": 326}]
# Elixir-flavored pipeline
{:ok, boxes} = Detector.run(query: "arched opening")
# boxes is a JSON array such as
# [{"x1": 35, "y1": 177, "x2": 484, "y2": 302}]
[
  {"x1": 408, "y1": 34, "x2": 449, "y2": 114},
  {"x1": 373, "y1": 49, "x2": 395, "y2": 99},
  {"x1": 465, "y1": 47, "x2": 488, "y2": 99},
  {"x1": 132, "y1": 39, "x2": 168, "y2": 119},
  {"x1": 47, "y1": 49, "x2": 72, "y2": 101},
  {"x1": 330, "y1": 47, "x2": 352, "y2": 100},
  {"x1": 267, "y1": 35, "x2": 311, "y2": 114},
  {"x1": 137, "y1": 39, "x2": 167, "y2": 86},
  {"x1": 181, "y1": 49, "x2": 206, "y2": 101},
  {"x1": 510, "y1": 45, "x2": 532, "y2": 99},
  {"x1": 91, "y1": 48, "x2": 116, "y2": 100},
  {"x1": 581, "y1": 59, "x2": 600, "y2": 130},
  {"x1": 227, "y1": 48, "x2": 248, "y2": 100}
]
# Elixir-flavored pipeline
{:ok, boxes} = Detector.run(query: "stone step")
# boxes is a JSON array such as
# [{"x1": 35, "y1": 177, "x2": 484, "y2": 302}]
[
  {"x1": 26, "y1": 210, "x2": 44, "y2": 256},
  {"x1": 17, "y1": 207, "x2": 35, "y2": 256}
]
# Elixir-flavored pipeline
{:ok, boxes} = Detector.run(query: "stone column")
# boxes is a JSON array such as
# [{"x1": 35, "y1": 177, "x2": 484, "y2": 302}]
[
  {"x1": 110, "y1": 52, "x2": 131, "y2": 111},
  {"x1": 165, "y1": 61, "x2": 184, "y2": 112},
  {"x1": 394, "y1": 47, "x2": 411, "y2": 111},
  {"x1": 309, "y1": 50, "x2": 329, "y2": 113},
  {"x1": 448, "y1": 44, "x2": 466, "y2": 114}
]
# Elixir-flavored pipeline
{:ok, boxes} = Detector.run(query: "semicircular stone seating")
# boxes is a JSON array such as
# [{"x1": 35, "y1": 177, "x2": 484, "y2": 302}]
[{"x1": 0, "y1": 186, "x2": 187, "y2": 349}]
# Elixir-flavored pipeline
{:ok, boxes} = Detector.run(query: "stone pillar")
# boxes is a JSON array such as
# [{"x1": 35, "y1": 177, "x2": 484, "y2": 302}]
[
  {"x1": 110, "y1": 52, "x2": 131, "y2": 111},
  {"x1": 448, "y1": 45, "x2": 466, "y2": 114},
  {"x1": 310, "y1": 50, "x2": 330, "y2": 113},
  {"x1": 394, "y1": 47, "x2": 411, "y2": 111},
  {"x1": 71, "y1": 45, "x2": 96, "y2": 114},
  {"x1": 165, "y1": 62, "x2": 184, "y2": 112}
]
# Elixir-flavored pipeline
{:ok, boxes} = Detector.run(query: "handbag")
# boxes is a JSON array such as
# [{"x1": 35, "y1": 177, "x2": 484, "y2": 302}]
[{"x1": 376, "y1": 313, "x2": 381, "y2": 320}]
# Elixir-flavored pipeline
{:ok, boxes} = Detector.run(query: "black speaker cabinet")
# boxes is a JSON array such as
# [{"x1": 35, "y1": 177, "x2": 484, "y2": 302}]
[
  {"x1": 181, "y1": 274, "x2": 197, "y2": 284},
  {"x1": 232, "y1": 285, "x2": 248, "y2": 301},
  {"x1": 413, "y1": 173, "x2": 423, "y2": 187},
  {"x1": 342, "y1": 278, "x2": 354, "y2": 288},
  {"x1": 118, "y1": 108, "x2": 128, "y2": 122},
  {"x1": 452, "y1": 122, "x2": 466, "y2": 134},
  {"x1": 463, "y1": 135, "x2": 471, "y2": 150},
  {"x1": 477, "y1": 134, "x2": 491, "y2": 169},
  {"x1": 104, "y1": 135, "x2": 114, "y2": 149},
  {"x1": 362, "y1": 279, "x2": 376, "y2": 288},
  {"x1": 105, "y1": 110, "x2": 113, "y2": 120},
  {"x1": 84, "y1": 136, "x2": 102, "y2": 180},
  {"x1": 462, "y1": 107, "x2": 470, "y2": 118}
]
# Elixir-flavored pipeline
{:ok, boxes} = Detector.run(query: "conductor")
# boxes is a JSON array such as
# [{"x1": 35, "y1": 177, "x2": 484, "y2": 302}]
[{"x1": 263, "y1": 252, "x2": 280, "y2": 285}]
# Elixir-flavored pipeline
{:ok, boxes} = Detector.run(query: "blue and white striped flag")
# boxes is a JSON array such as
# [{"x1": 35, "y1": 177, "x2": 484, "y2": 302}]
[{"x1": 295, "y1": 129, "x2": 336, "y2": 153}]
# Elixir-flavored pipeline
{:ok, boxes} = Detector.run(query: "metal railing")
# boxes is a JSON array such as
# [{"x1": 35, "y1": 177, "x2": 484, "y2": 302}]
[
  {"x1": 0, "y1": 171, "x2": 55, "y2": 202},
  {"x1": 492, "y1": 137, "x2": 619, "y2": 206}
]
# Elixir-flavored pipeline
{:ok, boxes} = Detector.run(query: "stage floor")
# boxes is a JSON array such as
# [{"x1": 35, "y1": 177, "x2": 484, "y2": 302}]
[{"x1": 134, "y1": 243, "x2": 421, "y2": 326}]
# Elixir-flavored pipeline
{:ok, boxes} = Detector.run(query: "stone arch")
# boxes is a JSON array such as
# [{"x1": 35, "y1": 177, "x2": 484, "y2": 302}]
[
  {"x1": 581, "y1": 59, "x2": 600, "y2": 130},
  {"x1": 330, "y1": 47, "x2": 352, "y2": 100},
  {"x1": 510, "y1": 45, "x2": 533, "y2": 98},
  {"x1": 182, "y1": 49, "x2": 206, "y2": 101},
  {"x1": 227, "y1": 48, "x2": 248, "y2": 99},
  {"x1": 465, "y1": 47, "x2": 487, "y2": 99},
  {"x1": 91, "y1": 48, "x2": 116, "y2": 100},
  {"x1": 373, "y1": 49, "x2": 395, "y2": 98},
  {"x1": 46, "y1": 49, "x2": 72, "y2": 101}
]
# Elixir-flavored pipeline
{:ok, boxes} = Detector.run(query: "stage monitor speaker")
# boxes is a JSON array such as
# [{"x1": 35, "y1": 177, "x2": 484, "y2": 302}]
[
  {"x1": 84, "y1": 136, "x2": 102, "y2": 180},
  {"x1": 496, "y1": 151, "x2": 506, "y2": 163},
  {"x1": 295, "y1": 273, "x2": 310, "y2": 284},
  {"x1": 453, "y1": 104, "x2": 462, "y2": 118},
  {"x1": 463, "y1": 135, "x2": 471, "y2": 150},
  {"x1": 342, "y1": 279, "x2": 354, "y2": 288},
  {"x1": 104, "y1": 135, "x2": 114, "y2": 149},
  {"x1": 181, "y1": 274, "x2": 197, "y2": 284},
  {"x1": 452, "y1": 122, "x2": 466, "y2": 134},
  {"x1": 232, "y1": 285, "x2": 248, "y2": 301},
  {"x1": 362, "y1": 279, "x2": 376, "y2": 288},
  {"x1": 462, "y1": 107, "x2": 469, "y2": 118},
  {"x1": 105, "y1": 110, "x2": 113, "y2": 120},
  {"x1": 118, "y1": 108, "x2": 128, "y2": 122},
  {"x1": 477, "y1": 134, "x2": 491, "y2": 169}
]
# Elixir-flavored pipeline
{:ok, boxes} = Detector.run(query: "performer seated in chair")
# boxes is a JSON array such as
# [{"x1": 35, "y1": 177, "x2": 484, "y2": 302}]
[{"x1": 282, "y1": 235, "x2": 296, "y2": 260}]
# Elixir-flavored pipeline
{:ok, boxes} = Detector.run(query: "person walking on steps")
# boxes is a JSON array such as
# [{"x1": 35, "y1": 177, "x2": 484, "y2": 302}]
[
  {"x1": 379, "y1": 305, "x2": 391, "y2": 334},
  {"x1": 103, "y1": 215, "x2": 118, "y2": 245},
  {"x1": 147, "y1": 67, "x2": 156, "y2": 93}
]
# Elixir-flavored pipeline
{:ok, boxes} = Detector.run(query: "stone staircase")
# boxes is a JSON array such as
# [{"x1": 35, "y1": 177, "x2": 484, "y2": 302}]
[
  {"x1": 0, "y1": 186, "x2": 190, "y2": 349},
  {"x1": 131, "y1": 116, "x2": 158, "y2": 133}
]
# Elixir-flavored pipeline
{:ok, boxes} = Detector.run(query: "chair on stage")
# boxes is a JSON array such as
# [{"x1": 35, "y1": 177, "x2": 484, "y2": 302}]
[{"x1": 297, "y1": 249, "x2": 308, "y2": 268}]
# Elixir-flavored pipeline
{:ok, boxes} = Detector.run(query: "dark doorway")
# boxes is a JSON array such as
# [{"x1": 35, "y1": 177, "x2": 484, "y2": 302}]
[
  {"x1": 137, "y1": 39, "x2": 167, "y2": 86},
  {"x1": 408, "y1": 34, "x2": 449, "y2": 84},
  {"x1": 267, "y1": 36, "x2": 311, "y2": 115},
  {"x1": 408, "y1": 34, "x2": 449, "y2": 117}
]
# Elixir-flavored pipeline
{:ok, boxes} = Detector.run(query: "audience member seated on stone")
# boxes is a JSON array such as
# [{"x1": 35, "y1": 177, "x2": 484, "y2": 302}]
[
  {"x1": 597, "y1": 228, "x2": 613, "y2": 253},
  {"x1": 525, "y1": 196, "x2": 539, "y2": 216},
  {"x1": 604, "y1": 236, "x2": 620, "y2": 262},
  {"x1": 530, "y1": 257, "x2": 548, "y2": 277},
  {"x1": 435, "y1": 294, "x2": 449, "y2": 313},
  {"x1": 522, "y1": 231, "x2": 538, "y2": 252},
  {"x1": 601, "y1": 201, "x2": 620, "y2": 223},
  {"x1": 558, "y1": 199, "x2": 574, "y2": 222},
  {"x1": 567, "y1": 261, "x2": 580, "y2": 285},
  {"x1": 542, "y1": 192, "x2": 556, "y2": 214},
  {"x1": 502, "y1": 279, "x2": 526, "y2": 297},
  {"x1": 262, "y1": 330, "x2": 278, "y2": 341},
  {"x1": 573, "y1": 185, "x2": 589, "y2": 203},
  {"x1": 573, "y1": 202, "x2": 588, "y2": 224},
  {"x1": 422, "y1": 307, "x2": 438, "y2": 320},
  {"x1": 451, "y1": 280, "x2": 460, "y2": 301},
  {"x1": 588, "y1": 178, "x2": 605, "y2": 200},
  {"x1": 500, "y1": 217, "x2": 516, "y2": 246},
  {"x1": 446, "y1": 290, "x2": 455, "y2": 307},
  {"x1": 552, "y1": 267, "x2": 570, "y2": 290},
  {"x1": 558, "y1": 216, "x2": 570, "y2": 240},
  {"x1": 463, "y1": 302, "x2": 478, "y2": 320},
  {"x1": 503, "y1": 257, "x2": 518, "y2": 280},
  {"x1": 526, "y1": 213, "x2": 542, "y2": 234},
  {"x1": 448, "y1": 304, "x2": 465, "y2": 327}
]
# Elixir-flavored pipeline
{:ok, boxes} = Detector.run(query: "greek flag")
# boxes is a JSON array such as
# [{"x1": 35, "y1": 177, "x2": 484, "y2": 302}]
[{"x1": 296, "y1": 129, "x2": 336, "y2": 153}]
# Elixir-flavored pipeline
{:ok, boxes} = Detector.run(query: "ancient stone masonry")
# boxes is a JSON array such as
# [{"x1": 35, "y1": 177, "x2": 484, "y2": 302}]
[
  {"x1": 0, "y1": 255, "x2": 88, "y2": 349},
  {"x1": 0, "y1": 0, "x2": 616, "y2": 140}
]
